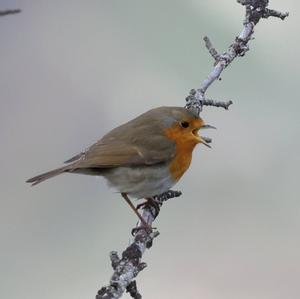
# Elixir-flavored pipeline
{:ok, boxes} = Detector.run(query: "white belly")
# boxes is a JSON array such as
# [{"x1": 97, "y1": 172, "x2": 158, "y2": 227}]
[{"x1": 102, "y1": 164, "x2": 176, "y2": 199}]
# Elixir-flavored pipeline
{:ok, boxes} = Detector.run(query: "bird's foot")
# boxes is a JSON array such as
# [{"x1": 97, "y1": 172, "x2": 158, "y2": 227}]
[
  {"x1": 131, "y1": 224, "x2": 157, "y2": 236},
  {"x1": 136, "y1": 197, "x2": 161, "y2": 217}
]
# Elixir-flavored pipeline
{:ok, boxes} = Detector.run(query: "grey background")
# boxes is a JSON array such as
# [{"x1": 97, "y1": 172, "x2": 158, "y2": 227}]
[{"x1": 1, "y1": 1, "x2": 299, "y2": 298}]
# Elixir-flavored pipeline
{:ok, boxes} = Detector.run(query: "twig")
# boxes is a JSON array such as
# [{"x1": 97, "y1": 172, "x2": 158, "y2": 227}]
[
  {"x1": 186, "y1": 89, "x2": 233, "y2": 110},
  {"x1": 203, "y1": 36, "x2": 220, "y2": 62},
  {"x1": 185, "y1": 0, "x2": 288, "y2": 115},
  {"x1": 263, "y1": 8, "x2": 289, "y2": 20},
  {"x1": 0, "y1": 9, "x2": 21, "y2": 17},
  {"x1": 96, "y1": 1, "x2": 288, "y2": 298}
]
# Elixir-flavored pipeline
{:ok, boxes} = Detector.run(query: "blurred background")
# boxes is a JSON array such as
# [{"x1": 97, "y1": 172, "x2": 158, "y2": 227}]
[{"x1": 1, "y1": 1, "x2": 299, "y2": 298}]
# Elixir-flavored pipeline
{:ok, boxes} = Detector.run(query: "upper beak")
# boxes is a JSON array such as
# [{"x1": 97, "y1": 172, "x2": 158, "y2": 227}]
[{"x1": 201, "y1": 124, "x2": 216, "y2": 130}]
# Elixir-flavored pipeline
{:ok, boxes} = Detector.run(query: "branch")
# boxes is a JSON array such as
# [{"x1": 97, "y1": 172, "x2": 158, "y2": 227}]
[
  {"x1": 0, "y1": 9, "x2": 21, "y2": 17},
  {"x1": 96, "y1": 191, "x2": 182, "y2": 299},
  {"x1": 96, "y1": 1, "x2": 288, "y2": 298},
  {"x1": 185, "y1": 0, "x2": 288, "y2": 115}
]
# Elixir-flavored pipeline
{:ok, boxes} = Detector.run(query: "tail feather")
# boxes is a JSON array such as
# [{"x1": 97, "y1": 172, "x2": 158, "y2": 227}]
[{"x1": 26, "y1": 165, "x2": 70, "y2": 186}]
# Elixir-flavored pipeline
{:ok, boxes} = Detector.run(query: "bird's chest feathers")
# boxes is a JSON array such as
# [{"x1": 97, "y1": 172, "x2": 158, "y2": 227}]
[
  {"x1": 165, "y1": 127, "x2": 197, "y2": 181},
  {"x1": 169, "y1": 143, "x2": 194, "y2": 181}
]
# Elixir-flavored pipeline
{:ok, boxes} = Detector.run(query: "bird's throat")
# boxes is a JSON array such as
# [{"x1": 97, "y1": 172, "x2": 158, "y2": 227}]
[{"x1": 164, "y1": 126, "x2": 197, "y2": 181}]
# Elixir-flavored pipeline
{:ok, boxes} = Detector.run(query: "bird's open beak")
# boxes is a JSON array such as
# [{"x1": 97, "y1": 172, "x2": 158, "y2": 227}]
[
  {"x1": 193, "y1": 131, "x2": 212, "y2": 148},
  {"x1": 197, "y1": 124, "x2": 216, "y2": 148}
]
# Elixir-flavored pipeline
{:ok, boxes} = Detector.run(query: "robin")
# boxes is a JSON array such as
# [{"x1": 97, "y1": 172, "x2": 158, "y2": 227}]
[{"x1": 26, "y1": 106, "x2": 214, "y2": 227}]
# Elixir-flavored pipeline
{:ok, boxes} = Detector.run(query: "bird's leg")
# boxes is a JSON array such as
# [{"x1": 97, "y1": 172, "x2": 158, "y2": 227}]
[
  {"x1": 121, "y1": 193, "x2": 152, "y2": 231},
  {"x1": 136, "y1": 197, "x2": 161, "y2": 217}
]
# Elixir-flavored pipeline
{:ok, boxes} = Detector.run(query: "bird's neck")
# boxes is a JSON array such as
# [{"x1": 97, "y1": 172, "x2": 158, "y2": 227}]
[
  {"x1": 164, "y1": 126, "x2": 198, "y2": 181},
  {"x1": 168, "y1": 141, "x2": 196, "y2": 181}
]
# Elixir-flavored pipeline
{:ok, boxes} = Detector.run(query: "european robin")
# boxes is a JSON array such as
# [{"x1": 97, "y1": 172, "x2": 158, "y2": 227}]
[{"x1": 26, "y1": 106, "x2": 214, "y2": 226}]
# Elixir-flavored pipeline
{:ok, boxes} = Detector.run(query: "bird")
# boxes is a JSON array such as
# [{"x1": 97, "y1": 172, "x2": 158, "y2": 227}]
[{"x1": 26, "y1": 106, "x2": 214, "y2": 228}]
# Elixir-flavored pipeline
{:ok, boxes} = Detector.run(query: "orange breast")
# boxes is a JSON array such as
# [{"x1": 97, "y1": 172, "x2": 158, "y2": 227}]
[
  {"x1": 164, "y1": 123, "x2": 199, "y2": 181},
  {"x1": 168, "y1": 145, "x2": 193, "y2": 181}
]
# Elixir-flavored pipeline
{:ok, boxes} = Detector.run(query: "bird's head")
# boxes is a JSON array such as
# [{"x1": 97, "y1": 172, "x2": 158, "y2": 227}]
[{"x1": 154, "y1": 107, "x2": 215, "y2": 148}]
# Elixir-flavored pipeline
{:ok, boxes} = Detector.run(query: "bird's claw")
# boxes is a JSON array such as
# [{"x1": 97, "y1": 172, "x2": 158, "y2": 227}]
[
  {"x1": 131, "y1": 225, "x2": 157, "y2": 236},
  {"x1": 137, "y1": 198, "x2": 161, "y2": 217}
]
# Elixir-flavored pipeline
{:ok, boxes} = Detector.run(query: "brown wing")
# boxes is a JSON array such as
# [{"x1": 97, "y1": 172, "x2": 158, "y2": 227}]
[
  {"x1": 70, "y1": 138, "x2": 174, "y2": 169},
  {"x1": 66, "y1": 108, "x2": 177, "y2": 170}
]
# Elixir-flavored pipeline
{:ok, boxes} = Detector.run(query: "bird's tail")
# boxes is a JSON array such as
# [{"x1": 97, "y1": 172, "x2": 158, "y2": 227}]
[{"x1": 26, "y1": 165, "x2": 71, "y2": 186}]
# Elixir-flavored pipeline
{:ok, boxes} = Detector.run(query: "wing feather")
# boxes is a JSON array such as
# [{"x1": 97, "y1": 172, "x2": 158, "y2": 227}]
[
  {"x1": 65, "y1": 110, "x2": 177, "y2": 170},
  {"x1": 69, "y1": 136, "x2": 175, "y2": 170}
]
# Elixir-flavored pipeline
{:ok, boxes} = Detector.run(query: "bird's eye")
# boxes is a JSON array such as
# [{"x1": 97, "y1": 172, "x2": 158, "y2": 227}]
[{"x1": 180, "y1": 121, "x2": 189, "y2": 128}]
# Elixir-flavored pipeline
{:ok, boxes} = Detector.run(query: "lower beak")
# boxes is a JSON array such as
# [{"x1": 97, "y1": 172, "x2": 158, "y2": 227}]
[
  {"x1": 199, "y1": 137, "x2": 212, "y2": 148},
  {"x1": 194, "y1": 135, "x2": 212, "y2": 148}
]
